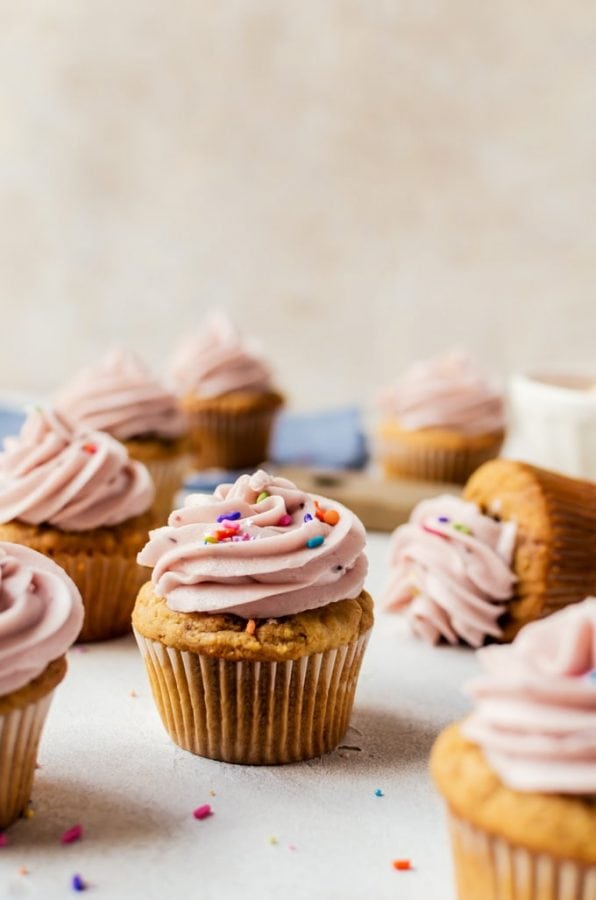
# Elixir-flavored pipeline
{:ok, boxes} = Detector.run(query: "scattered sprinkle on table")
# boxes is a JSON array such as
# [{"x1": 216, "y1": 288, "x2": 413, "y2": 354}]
[
  {"x1": 71, "y1": 873, "x2": 87, "y2": 891},
  {"x1": 18, "y1": 866, "x2": 28, "y2": 876},
  {"x1": 129, "y1": 689, "x2": 138, "y2": 698},
  {"x1": 393, "y1": 859, "x2": 413, "y2": 871},
  {"x1": 288, "y1": 844, "x2": 297, "y2": 852},
  {"x1": 61, "y1": 824, "x2": 83, "y2": 845},
  {"x1": 193, "y1": 804, "x2": 212, "y2": 820},
  {"x1": 374, "y1": 788, "x2": 384, "y2": 797},
  {"x1": 209, "y1": 790, "x2": 216, "y2": 797},
  {"x1": 268, "y1": 836, "x2": 278, "y2": 846}
]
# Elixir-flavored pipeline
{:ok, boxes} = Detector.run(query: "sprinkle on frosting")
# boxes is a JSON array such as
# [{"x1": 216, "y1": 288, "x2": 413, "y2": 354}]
[
  {"x1": 0, "y1": 408, "x2": 155, "y2": 531},
  {"x1": 168, "y1": 313, "x2": 276, "y2": 398},
  {"x1": 382, "y1": 495, "x2": 517, "y2": 647},
  {"x1": 137, "y1": 470, "x2": 368, "y2": 619},
  {"x1": 378, "y1": 351, "x2": 505, "y2": 435},
  {"x1": 0, "y1": 542, "x2": 84, "y2": 695},
  {"x1": 462, "y1": 598, "x2": 596, "y2": 794},
  {"x1": 55, "y1": 347, "x2": 186, "y2": 440}
]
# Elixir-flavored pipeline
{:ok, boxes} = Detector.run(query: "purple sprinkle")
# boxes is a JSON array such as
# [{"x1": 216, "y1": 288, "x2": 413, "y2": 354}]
[
  {"x1": 304, "y1": 513, "x2": 313, "y2": 523},
  {"x1": 438, "y1": 516, "x2": 450, "y2": 523},
  {"x1": 71, "y1": 873, "x2": 86, "y2": 892},
  {"x1": 217, "y1": 511, "x2": 241, "y2": 523}
]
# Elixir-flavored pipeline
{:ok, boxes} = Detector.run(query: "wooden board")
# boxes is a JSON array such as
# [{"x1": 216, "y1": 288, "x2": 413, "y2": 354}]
[{"x1": 273, "y1": 466, "x2": 462, "y2": 533}]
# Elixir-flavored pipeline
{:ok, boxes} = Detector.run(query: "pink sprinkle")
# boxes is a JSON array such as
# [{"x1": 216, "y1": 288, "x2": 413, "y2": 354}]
[
  {"x1": 288, "y1": 844, "x2": 297, "y2": 852},
  {"x1": 61, "y1": 824, "x2": 83, "y2": 845},
  {"x1": 277, "y1": 514, "x2": 292, "y2": 527},
  {"x1": 0, "y1": 833, "x2": 8, "y2": 847},
  {"x1": 241, "y1": 533, "x2": 251, "y2": 541},
  {"x1": 193, "y1": 804, "x2": 212, "y2": 820},
  {"x1": 421, "y1": 524, "x2": 449, "y2": 540}
]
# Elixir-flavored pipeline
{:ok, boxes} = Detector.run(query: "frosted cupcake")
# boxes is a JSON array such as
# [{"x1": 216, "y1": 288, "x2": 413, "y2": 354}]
[
  {"x1": 0, "y1": 408, "x2": 155, "y2": 641},
  {"x1": 431, "y1": 600, "x2": 596, "y2": 900},
  {"x1": 0, "y1": 542, "x2": 83, "y2": 829},
  {"x1": 169, "y1": 314, "x2": 284, "y2": 471},
  {"x1": 133, "y1": 469, "x2": 373, "y2": 765},
  {"x1": 55, "y1": 347, "x2": 189, "y2": 523},
  {"x1": 377, "y1": 352, "x2": 505, "y2": 483},
  {"x1": 383, "y1": 459, "x2": 596, "y2": 645}
]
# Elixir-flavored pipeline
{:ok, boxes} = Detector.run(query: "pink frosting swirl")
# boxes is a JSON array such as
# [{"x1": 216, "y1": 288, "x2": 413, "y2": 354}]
[
  {"x1": 168, "y1": 313, "x2": 275, "y2": 397},
  {"x1": 0, "y1": 541, "x2": 84, "y2": 695},
  {"x1": 0, "y1": 409, "x2": 155, "y2": 531},
  {"x1": 55, "y1": 347, "x2": 186, "y2": 440},
  {"x1": 378, "y1": 352, "x2": 505, "y2": 435},
  {"x1": 383, "y1": 495, "x2": 517, "y2": 647},
  {"x1": 138, "y1": 469, "x2": 368, "y2": 619},
  {"x1": 462, "y1": 598, "x2": 596, "y2": 794}
]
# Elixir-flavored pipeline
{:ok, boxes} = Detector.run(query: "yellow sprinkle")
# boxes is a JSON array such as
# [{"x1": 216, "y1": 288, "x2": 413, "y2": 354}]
[
  {"x1": 23, "y1": 806, "x2": 35, "y2": 819},
  {"x1": 269, "y1": 836, "x2": 278, "y2": 845}
]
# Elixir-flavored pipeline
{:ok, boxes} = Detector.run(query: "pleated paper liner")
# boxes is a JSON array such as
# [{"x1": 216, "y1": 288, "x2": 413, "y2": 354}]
[
  {"x1": 446, "y1": 811, "x2": 596, "y2": 900},
  {"x1": 134, "y1": 630, "x2": 371, "y2": 765},
  {"x1": 54, "y1": 552, "x2": 148, "y2": 642},
  {"x1": 377, "y1": 424, "x2": 504, "y2": 485},
  {"x1": 464, "y1": 460, "x2": 596, "y2": 641},
  {"x1": 0, "y1": 657, "x2": 66, "y2": 830}
]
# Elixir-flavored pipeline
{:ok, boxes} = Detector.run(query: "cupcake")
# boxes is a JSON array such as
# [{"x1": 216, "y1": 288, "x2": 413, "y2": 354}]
[
  {"x1": 0, "y1": 542, "x2": 83, "y2": 829},
  {"x1": 55, "y1": 347, "x2": 189, "y2": 523},
  {"x1": 0, "y1": 408, "x2": 155, "y2": 642},
  {"x1": 133, "y1": 469, "x2": 373, "y2": 765},
  {"x1": 382, "y1": 458, "x2": 596, "y2": 646},
  {"x1": 376, "y1": 351, "x2": 505, "y2": 483},
  {"x1": 431, "y1": 600, "x2": 596, "y2": 900},
  {"x1": 168, "y1": 313, "x2": 284, "y2": 471}
]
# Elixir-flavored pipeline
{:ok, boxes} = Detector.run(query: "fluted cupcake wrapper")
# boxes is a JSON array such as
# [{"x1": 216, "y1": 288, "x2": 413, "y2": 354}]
[
  {"x1": 378, "y1": 437, "x2": 503, "y2": 485},
  {"x1": 134, "y1": 629, "x2": 371, "y2": 765},
  {"x1": 446, "y1": 811, "x2": 596, "y2": 900},
  {"x1": 53, "y1": 553, "x2": 147, "y2": 643},
  {"x1": 0, "y1": 694, "x2": 54, "y2": 829},
  {"x1": 143, "y1": 455, "x2": 190, "y2": 526},
  {"x1": 188, "y1": 408, "x2": 279, "y2": 470}
]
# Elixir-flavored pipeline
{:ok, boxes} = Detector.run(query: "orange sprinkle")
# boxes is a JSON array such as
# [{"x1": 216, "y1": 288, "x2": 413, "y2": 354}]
[
  {"x1": 246, "y1": 619, "x2": 256, "y2": 636},
  {"x1": 18, "y1": 866, "x2": 28, "y2": 876},
  {"x1": 393, "y1": 859, "x2": 413, "y2": 871},
  {"x1": 323, "y1": 509, "x2": 340, "y2": 526}
]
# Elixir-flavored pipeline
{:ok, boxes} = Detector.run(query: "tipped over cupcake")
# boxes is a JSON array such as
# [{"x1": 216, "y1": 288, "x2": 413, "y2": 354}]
[
  {"x1": 168, "y1": 313, "x2": 284, "y2": 471},
  {"x1": 431, "y1": 599, "x2": 596, "y2": 899},
  {"x1": 377, "y1": 352, "x2": 505, "y2": 484},
  {"x1": 383, "y1": 458, "x2": 596, "y2": 646},
  {"x1": 133, "y1": 469, "x2": 373, "y2": 765}
]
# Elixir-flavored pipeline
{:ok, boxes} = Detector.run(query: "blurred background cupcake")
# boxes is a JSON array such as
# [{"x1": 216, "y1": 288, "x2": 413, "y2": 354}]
[
  {"x1": 55, "y1": 347, "x2": 190, "y2": 523},
  {"x1": 376, "y1": 351, "x2": 506, "y2": 484},
  {"x1": 168, "y1": 313, "x2": 285, "y2": 472},
  {"x1": 0, "y1": 408, "x2": 154, "y2": 641},
  {"x1": 0, "y1": 542, "x2": 83, "y2": 829},
  {"x1": 431, "y1": 600, "x2": 596, "y2": 900}
]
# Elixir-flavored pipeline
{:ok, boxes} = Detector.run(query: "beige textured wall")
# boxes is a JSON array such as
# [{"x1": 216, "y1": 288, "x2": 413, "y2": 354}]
[{"x1": 1, "y1": 2, "x2": 595, "y2": 408}]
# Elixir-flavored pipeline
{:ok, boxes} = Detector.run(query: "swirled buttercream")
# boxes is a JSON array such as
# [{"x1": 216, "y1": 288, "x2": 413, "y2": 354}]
[
  {"x1": 378, "y1": 352, "x2": 505, "y2": 435},
  {"x1": 383, "y1": 495, "x2": 516, "y2": 646},
  {"x1": 55, "y1": 347, "x2": 186, "y2": 440},
  {"x1": 168, "y1": 313, "x2": 275, "y2": 397},
  {"x1": 138, "y1": 469, "x2": 368, "y2": 619},
  {"x1": 462, "y1": 598, "x2": 596, "y2": 793},
  {"x1": 0, "y1": 541, "x2": 83, "y2": 695},
  {"x1": 0, "y1": 409, "x2": 154, "y2": 531}
]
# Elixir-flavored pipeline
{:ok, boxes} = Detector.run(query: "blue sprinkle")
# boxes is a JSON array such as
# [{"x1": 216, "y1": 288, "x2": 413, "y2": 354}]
[
  {"x1": 374, "y1": 788, "x2": 384, "y2": 797},
  {"x1": 438, "y1": 516, "x2": 450, "y2": 523},
  {"x1": 304, "y1": 513, "x2": 313, "y2": 523},
  {"x1": 217, "y1": 511, "x2": 241, "y2": 523},
  {"x1": 306, "y1": 536, "x2": 324, "y2": 549},
  {"x1": 71, "y1": 874, "x2": 86, "y2": 892}
]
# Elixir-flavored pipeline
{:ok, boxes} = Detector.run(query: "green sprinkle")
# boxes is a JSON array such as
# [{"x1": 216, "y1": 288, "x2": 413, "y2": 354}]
[
  {"x1": 453, "y1": 523, "x2": 473, "y2": 535},
  {"x1": 204, "y1": 535, "x2": 218, "y2": 544},
  {"x1": 257, "y1": 491, "x2": 269, "y2": 503}
]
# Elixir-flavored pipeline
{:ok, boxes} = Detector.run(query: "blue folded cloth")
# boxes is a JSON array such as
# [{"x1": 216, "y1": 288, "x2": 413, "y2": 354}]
[
  {"x1": 270, "y1": 405, "x2": 368, "y2": 469},
  {"x1": 0, "y1": 406, "x2": 25, "y2": 443}
]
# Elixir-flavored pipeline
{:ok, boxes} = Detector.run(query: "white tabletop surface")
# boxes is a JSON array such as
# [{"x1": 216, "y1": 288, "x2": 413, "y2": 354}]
[{"x1": 2, "y1": 532, "x2": 479, "y2": 900}]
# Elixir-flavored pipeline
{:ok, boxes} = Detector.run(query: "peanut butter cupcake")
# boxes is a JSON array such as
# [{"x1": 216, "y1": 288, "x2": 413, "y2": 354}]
[
  {"x1": 0, "y1": 542, "x2": 83, "y2": 828},
  {"x1": 383, "y1": 458, "x2": 596, "y2": 645},
  {"x1": 168, "y1": 313, "x2": 284, "y2": 471},
  {"x1": 133, "y1": 469, "x2": 373, "y2": 765},
  {"x1": 431, "y1": 600, "x2": 596, "y2": 900},
  {"x1": 55, "y1": 347, "x2": 189, "y2": 523},
  {"x1": 0, "y1": 408, "x2": 155, "y2": 641}
]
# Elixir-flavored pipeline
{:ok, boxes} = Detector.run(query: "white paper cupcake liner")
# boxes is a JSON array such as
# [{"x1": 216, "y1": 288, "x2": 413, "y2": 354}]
[
  {"x1": 0, "y1": 694, "x2": 53, "y2": 829},
  {"x1": 188, "y1": 407, "x2": 279, "y2": 470},
  {"x1": 134, "y1": 629, "x2": 371, "y2": 765},
  {"x1": 447, "y1": 811, "x2": 596, "y2": 900}
]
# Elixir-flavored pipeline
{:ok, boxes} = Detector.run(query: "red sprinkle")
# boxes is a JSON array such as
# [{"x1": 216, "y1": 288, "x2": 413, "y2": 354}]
[
  {"x1": 61, "y1": 824, "x2": 83, "y2": 845},
  {"x1": 81, "y1": 443, "x2": 97, "y2": 455},
  {"x1": 193, "y1": 804, "x2": 212, "y2": 820},
  {"x1": 421, "y1": 524, "x2": 449, "y2": 540},
  {"x1": 393, "y1": 859, "x2": 413, "y2": 871},
  {"x1": 0, "y1": 833, "x2": 7, "y2": 847},
  {"x1": 277, "y1": 514, "x2": 292, "y2": 527}
]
